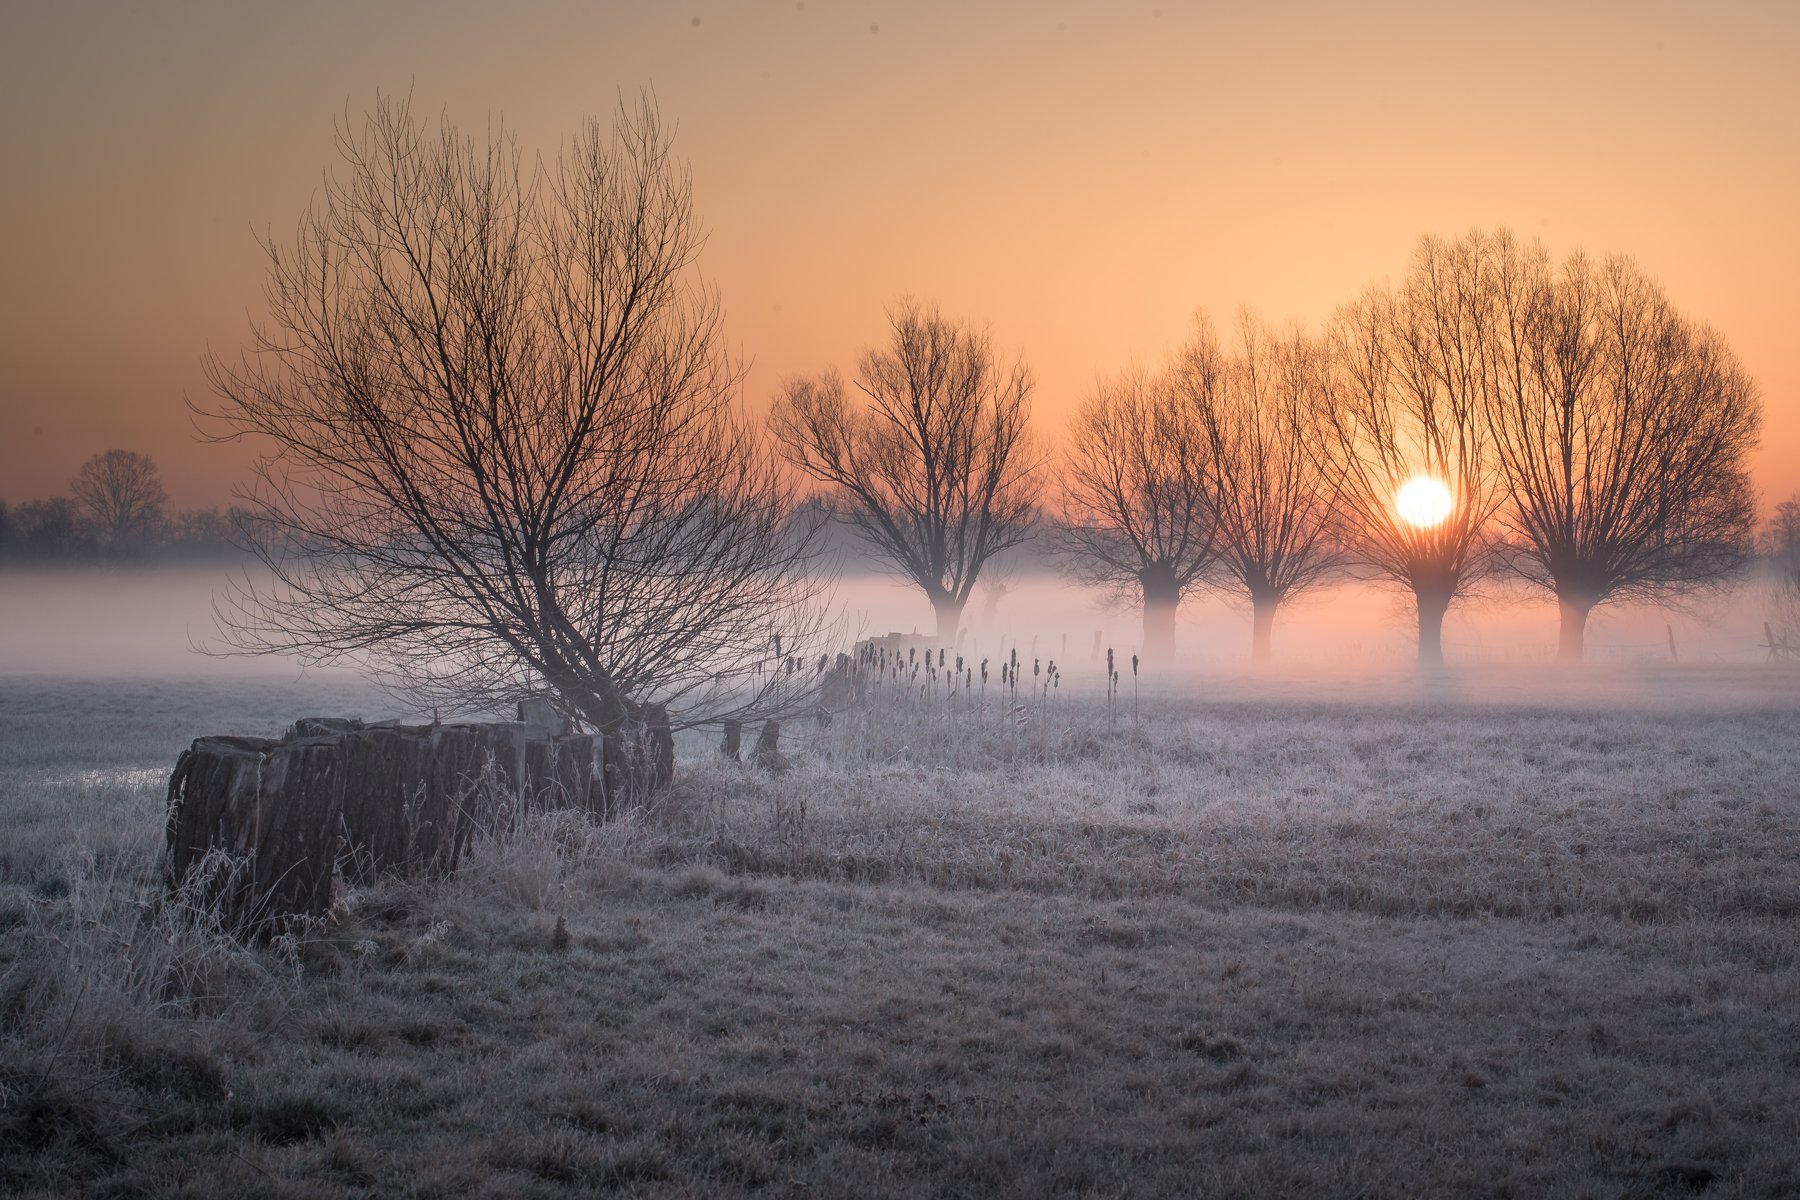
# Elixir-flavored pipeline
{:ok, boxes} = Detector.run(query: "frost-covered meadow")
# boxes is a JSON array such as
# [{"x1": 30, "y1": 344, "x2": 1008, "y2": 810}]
[{"x1": 3, "y1": 663, "x2": 1798, "y2": 1198}]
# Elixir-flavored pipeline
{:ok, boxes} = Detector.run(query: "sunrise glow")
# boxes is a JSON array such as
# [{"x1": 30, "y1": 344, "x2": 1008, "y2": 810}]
[{"x1": 1395, "y1": 476, "x2": 1454, "y2": 528}]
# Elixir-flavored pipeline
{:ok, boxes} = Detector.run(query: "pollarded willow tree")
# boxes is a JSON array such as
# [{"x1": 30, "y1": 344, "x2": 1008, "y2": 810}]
[
  {"x1": 202, "y1": 94, "x2": 826, "y2": 734},
  {"x1": 1485, "y1": 238, "x2": 1760, "y2": 658},
  {"x1": 1182, "y1": 315, "x2": 1344, "y2": 662},
  {"x1": 771, "y1": 300, "x2": 1037, "y2": 641},
  {"x1": 1322, "y1": 234, "x2": 1508, "y2": 664},
  {"x1": 1053, "y1": 367, "x2": 1216, "y2": 662}
]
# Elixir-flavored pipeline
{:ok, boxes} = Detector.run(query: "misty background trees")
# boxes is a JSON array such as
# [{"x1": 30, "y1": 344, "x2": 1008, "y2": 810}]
[
  {"x1": 1183, "y1": 317, "x2": 1345, "y2": 662},
  {"x1": 1052, "y1": 367, "x2": 1217, "y2": 662},
  {"x1": 1764, "y1": 494, "x2": 1800, "y2": 657},
  {"x1": 1320, "y1": 238, "x2": 1509, "y2": 665},
  {"x1": 1484, "y1": 238, "x2": 1759, "y2": 659},
  {"x1": 200, "y1": 95, "x2": 825, "y2": 731},
  {"x1": 70, "y1": 450, "x2": 167, "y2": 548},
  {"x1": 772, "y1": 300, "x2": 1037, "y2": 642},
  {"x1": 0, "y1": 450, "x2": 246, "y2": 565},
  {"x1": 8, "y1": 215, "x2": 1772, "y2": 672}
]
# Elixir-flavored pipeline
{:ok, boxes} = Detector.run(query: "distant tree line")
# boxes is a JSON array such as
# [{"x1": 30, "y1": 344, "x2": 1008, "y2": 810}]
[
  {"x1": 198, "y1": 95, "x2": 1783, "y2": 758},
  {"x1": 0, "y1": 449, "x2": 251, "y2": 566},
  {"x1": 1036, "y1": 232, "x2": 1765, "y2": 663},
  {"x1": 785, "y1": 231, "x2": 1765, "y2": 665}
]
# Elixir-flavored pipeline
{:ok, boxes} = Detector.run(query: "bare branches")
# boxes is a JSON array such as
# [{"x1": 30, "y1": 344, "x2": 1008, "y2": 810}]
[
  {"x1": 1321, "y1": 234, "x2": 1509, "y2": 663},
  {"x1": 1053, "y1": 363, "x2": 1215, "y2": 661},
  {"x1": 201, "y1": 94, "x2": 826, "y2": 731},
  {"x1": 772, "y1": 299, "x2": 1037, "y2": 639},
  {"x1": 1485, "y1": 244, "x2": 1760, "y2": 656},
  {"x1": 1185, "y1": 315, "x2": 1345, "y2": 661},
  {"x1": 70, "y1": 450, "x2": 167, "y2": 546}
]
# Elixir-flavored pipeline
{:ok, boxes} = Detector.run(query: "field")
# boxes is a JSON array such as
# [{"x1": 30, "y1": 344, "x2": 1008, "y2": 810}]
[{"x1": 3, "y1": 666, "x2": 1799, "y2": 1198}]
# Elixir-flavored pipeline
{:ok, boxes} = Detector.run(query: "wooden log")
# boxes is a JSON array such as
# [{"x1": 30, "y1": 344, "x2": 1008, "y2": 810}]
[
  {"x1": 166, "y1": 735, "x2": 274, "y2": 894},
  {"x1": 523, "y1": 732, "x2": 600, "y2": 816},
  {"x1": 165, "y1": 734, "x2": 341, "y2": 939},
  {"x1": 337, "y1": 725, "x2": 433, "y2": 883},
  {"x1": 600, "y1": 704, "x2": 675, "y2": 805},
  {"x1": 288, "y1": 716, "x2": 364, "y2": 740},
  {"x1": 750, "y1": 720, "x2": 784, "y2": 770},
  {"x1": 427, "y1": 722, "x2": 526, "y2": 860}
]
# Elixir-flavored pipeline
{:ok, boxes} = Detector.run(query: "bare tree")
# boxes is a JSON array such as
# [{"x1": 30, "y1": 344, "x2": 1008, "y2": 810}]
[
  {"x1": 771, "y1": 300, "x2": 1036, "y2": 640},
  {"x1": 1182, "y1": 315, "x2": 1344, "y2": 662},
  {"x1": 1757, "y1": 495, "x2": 1800, "y2": 563},
  {"x1": 1486, "y1": 240, "x2": 1760, "y2": 658},
  {"x1": 1321, "y1": 234, "x2": 1507, "y2": 664},
  {"x1": 70, "y1": 449, "x2": 167, "y2": 547},
  {"x1": 1053, "y1": 366, "x2": 1215, "y2": 661},
  {"x1": 1766, "y1": 499, "x2": 1800, "y2": 659},
  {"x1": 201, "y1": 94, "x2": 825, "y2": 734}
]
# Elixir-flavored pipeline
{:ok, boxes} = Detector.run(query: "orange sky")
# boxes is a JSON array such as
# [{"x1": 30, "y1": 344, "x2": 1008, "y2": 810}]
[{"x1": 2, "y1": 0, "x2": 1795, "y2": 513}]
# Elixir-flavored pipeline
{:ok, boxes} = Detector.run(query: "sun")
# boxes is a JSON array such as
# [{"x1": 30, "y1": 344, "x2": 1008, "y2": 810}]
[{"x1": 1395, "y1": 475, "x2": 1454, "y2": 528}]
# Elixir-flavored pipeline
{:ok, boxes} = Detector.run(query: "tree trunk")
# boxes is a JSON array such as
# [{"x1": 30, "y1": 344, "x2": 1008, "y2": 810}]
[
  {"x1": 1140, "y1": 565, "x2": 1180, "y2": 663},
  {"x1": 930, "y1": 594, "x2": 965, "y2": 643},
  {"x1": 1415, "y1": 586, "x2": 1452, "y2": 666},
  {"x1": 1250, "y1": 592, "x2": 1280, "y2": 663},
  {"x1": 1556, "y1": 596, "x2": 1593, "y2": 661}
]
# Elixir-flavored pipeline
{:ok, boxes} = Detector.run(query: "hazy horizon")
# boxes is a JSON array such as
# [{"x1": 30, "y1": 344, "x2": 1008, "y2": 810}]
[
  {"x1": 1, "y1": 562, "x2": 1782, "y2": 699},
  {"x1": 2, "y1": 1, "x2": 1795, "y2": 513}
]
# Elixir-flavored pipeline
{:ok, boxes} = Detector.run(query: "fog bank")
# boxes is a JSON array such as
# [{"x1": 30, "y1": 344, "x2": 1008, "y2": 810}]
[{"x1": 1, "y1": 566, "x2": 1788, "y2": 710}]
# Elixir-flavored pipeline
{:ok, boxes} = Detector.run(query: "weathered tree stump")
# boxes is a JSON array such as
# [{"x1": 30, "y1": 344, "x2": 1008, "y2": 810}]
[
  {"x1": 168, "y1": 704, "x2": 682, "y2": 938},
  {"x1": 524, "y1": 732, "x2": 603, "y2": 817},
  {"x1": 336, "y1": 725, "x2": 434, "y2": 883},
  {"x1": 427, "y1": 722, "x2": 527, "y2": 849},
  {"x1": 601, "y1": 704, "x2": 675, "y2": 804},
  {"x1": 165, "y1": 734, "x2": 343, "y2": 939},
  {"x1": 289, "y1": 716, "x2": 364, "y2": 739},
  {"x1": 166, "y1": 735, "x2": 274, "y2": 892},
  {"x1": 720, "y1": 719, "x2": 742, "y2": 762},
  {"x1": 749, "y1": 720, "x2": 784, "y2": 770}
]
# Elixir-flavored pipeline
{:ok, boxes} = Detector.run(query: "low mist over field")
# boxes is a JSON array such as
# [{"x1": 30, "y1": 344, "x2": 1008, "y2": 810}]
[{"x1": 0, "y1": 561, "x2": 1781, "y2": 688}]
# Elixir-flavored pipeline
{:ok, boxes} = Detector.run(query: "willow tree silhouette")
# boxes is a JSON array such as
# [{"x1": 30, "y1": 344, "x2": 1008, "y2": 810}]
[
  {"x1": 1321, "y1": 235, "x2": 1507, "y2": 665},
  {"x1": 1483, "y1": 237, "x2": 1759, "y2": 658},
  {"x1": 772, "y1": 300, "x2": 1037, "y2": 641},
  {"x1": 1053, "y1": 366, "x2": 1215, "y2": 663},
  {"x1": 1182, "y1": 316, "x2": 1345, "y2": 662},
  {"x1": 202, "y1": 94, "x2": 825, "y2": 732}
]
